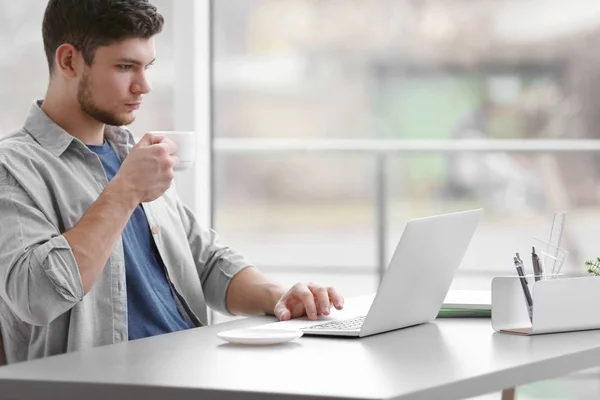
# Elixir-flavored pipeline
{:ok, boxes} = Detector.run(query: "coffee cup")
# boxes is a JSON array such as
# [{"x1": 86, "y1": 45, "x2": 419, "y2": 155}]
[{"x1": 148, "y1": 131, "x2": 196, "y2": 171}]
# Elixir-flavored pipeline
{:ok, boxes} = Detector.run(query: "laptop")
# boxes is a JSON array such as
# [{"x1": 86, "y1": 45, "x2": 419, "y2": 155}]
[{"x1": 301, "y1": 209, "x2": 482, "y2": 337}]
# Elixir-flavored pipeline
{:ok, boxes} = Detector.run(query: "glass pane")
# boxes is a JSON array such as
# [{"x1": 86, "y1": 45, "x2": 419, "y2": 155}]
[
  {"x1": 385, "y1": 152, "x2": 600, "y2": 291},
  {"x1": 214, "y1": 154, "x2": 377, "y2": 271},
  {"x1": 213, "y1": 0, "x2": 600, "y2": 140},
  {"x1": 214, "y1": 151, "x2": 600, "y2": 293},
  {"x1": 213, "y1": 0, "x2": 600, "y2": 305}
]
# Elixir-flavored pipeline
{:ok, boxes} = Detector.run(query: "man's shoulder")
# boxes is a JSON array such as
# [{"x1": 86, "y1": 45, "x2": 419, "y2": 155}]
[
  {"x1": 0, "y1": 128, "x2": 44, "y2": 183},
  {"x1": 0, "y1": 128, "x2": 40, "y2": 158}
]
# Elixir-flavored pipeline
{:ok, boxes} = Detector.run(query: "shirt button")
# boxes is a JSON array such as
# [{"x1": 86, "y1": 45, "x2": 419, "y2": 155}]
[{"x1": 151, "y1": 225, "x2": 159, "y2": 235}]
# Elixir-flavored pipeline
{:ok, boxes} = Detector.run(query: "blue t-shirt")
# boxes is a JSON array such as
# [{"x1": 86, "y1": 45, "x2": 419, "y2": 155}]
[{"x1": 87, "y1": 140, "x2": 190, "y2": 340}]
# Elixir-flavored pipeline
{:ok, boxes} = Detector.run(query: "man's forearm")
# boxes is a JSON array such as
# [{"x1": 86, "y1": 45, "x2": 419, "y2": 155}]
[
  {"x1": 63, "y1": 179, "x2": 137, "y2": 294},
  {"x1": 225, "y1": 266, "x2": 286, "y2": 316}
]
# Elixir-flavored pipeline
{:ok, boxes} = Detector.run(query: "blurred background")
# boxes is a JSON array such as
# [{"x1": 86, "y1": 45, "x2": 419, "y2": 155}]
[
  {"x1": 3, "y1": 1, "x2": 600, "y2": 398},
  {"x1": 212, "y1": 0, "x2": 600, "y2": 301}
]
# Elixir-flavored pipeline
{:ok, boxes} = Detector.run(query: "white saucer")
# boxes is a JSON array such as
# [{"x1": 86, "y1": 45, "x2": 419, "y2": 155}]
[{"x1": 217, "y1": 328, "x2": 303, "y2": 345}]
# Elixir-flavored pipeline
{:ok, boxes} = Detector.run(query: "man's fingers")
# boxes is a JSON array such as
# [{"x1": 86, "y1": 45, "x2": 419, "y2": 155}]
[
  {"x1": 274, "y1": 294, "x2": 292, "y2": 321},
  {"x1": 327, "y1": 286, "x2": 344, "y2": 310},
  {"x1": 292, "y1": 284, "x2": 318, "y2": 320},
  {"x1": 274, "y1": 303, "x2": 291, "y2": 321},
  {"x1": 156, "y1": 138, "x2": 178, "y2": 155},
  {"x1": 138, "y1": 133, "x2": 164, "y2": 146},
  {"x1": 307, "y1": 283, "x2": 330, "y2": 315},
  {"x1": 275, "y1": 283, "x2": 344, "y2": 321},
  {"x1": 171, "y1": 155, "x2": 181, "y2": 170},
  {"x1": 148, "y1": 134, "x2": 165, "y2": 145}
]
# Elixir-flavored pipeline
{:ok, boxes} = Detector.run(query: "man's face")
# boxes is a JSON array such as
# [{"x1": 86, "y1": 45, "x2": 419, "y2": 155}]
[{"x1": 77, "y1": 37, "x2": 155, "y2": 126}]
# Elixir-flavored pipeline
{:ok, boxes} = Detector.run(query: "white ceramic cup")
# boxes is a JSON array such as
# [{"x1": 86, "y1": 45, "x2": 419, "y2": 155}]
[{"x1": 148, "y1": 131, "x2": 196, "y2": 171}]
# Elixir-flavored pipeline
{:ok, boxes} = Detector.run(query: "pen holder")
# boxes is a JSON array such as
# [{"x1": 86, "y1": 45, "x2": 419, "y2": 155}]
[{"x1": 492, "y1": 275, "x2": 600, "y2": 335}]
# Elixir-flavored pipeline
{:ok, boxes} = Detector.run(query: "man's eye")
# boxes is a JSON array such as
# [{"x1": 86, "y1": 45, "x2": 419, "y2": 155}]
[{"x1": 117, "y1": 65, "x2": 132, "y2": 71}]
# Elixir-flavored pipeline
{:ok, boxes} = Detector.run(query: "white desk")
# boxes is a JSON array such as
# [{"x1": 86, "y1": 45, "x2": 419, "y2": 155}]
[{"x1": 0, "y1": 296, "x2": 600, "y2": 400}]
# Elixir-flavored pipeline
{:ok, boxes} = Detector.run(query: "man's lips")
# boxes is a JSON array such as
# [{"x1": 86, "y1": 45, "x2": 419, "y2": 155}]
[{"x1": 126, "y1": 103, "x2": 141, "y2": 110}]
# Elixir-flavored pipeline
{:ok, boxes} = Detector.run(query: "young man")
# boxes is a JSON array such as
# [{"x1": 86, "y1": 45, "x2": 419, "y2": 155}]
[{"x1": 0, "y1": 0, "x2": 343, "y2": 364}]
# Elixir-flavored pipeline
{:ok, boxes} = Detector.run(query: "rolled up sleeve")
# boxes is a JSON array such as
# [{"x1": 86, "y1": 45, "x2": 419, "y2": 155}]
[
  {"x1": 0, "y1": 184, "x2": 83, "y2": 326},
  {"x1": 176, "y1": 200, "x2": 252, "y2": 315}
]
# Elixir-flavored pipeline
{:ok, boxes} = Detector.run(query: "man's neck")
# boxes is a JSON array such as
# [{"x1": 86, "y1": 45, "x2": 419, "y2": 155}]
[{"x1": 41, "y1": 86, "x2": 105, "y2": 146}]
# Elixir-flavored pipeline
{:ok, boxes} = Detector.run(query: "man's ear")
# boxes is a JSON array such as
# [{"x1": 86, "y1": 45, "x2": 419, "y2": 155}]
[{"x1": 54, "y1": 43, "x2": 83, "y2": 78}]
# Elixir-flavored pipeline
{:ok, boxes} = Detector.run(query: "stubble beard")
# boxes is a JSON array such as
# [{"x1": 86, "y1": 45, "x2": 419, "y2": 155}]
[{"x1": 77, "y1": 71, "x2": 135, "y2": 127}]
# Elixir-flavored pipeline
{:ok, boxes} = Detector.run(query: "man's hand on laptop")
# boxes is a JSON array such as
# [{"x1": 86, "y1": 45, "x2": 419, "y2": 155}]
[{"x1": 274, "y1": 283, "x2": 344, "y2": 321}]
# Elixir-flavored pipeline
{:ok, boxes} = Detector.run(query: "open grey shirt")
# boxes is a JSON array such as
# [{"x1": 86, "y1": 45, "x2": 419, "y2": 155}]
[{"x1": 0, "y1": 101, "x2": 252, "y2": 364}]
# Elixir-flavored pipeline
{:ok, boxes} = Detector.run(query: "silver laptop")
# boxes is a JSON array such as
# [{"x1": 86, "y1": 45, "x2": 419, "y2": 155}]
[{"x1": 301, "y1": 209, "x2": 482, "y2": 337}]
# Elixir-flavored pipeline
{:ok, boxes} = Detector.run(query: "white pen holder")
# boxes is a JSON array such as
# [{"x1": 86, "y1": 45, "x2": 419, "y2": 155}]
[{"x1": 492, "y1": 276, "x2": 600, "y2": 335}]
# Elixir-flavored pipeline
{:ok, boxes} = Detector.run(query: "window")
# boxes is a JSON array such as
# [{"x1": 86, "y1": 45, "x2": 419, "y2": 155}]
[{"x1": 212, "y1": 0, "x2": 600, "y2": 303}]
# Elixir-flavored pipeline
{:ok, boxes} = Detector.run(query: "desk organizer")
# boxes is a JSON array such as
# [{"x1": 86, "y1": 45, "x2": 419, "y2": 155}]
[{"x1": 492, "y1": 276, "x2": 600, "y2": 335}]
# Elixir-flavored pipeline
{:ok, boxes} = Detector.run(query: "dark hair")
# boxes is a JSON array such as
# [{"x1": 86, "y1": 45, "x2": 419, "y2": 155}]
[{"x1": 42, "y1": 0, "x2": 164, "y2": 73}]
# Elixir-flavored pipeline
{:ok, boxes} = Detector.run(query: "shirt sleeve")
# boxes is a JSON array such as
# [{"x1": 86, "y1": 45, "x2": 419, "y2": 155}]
[
  {"x1": 173, "y1": 192, "x2": 252, "y2": 315},
  {"x1": 0, "y1": 171, "x2": 83, "y2": 326}
]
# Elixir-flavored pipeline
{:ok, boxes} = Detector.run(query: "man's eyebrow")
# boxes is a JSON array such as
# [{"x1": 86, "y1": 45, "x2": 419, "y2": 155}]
[{"x1": 116, "y1": 58, "x2": 156, "y2": 66}]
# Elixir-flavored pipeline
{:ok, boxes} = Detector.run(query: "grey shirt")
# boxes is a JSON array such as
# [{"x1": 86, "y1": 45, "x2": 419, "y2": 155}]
[{"x1": 0, "y1": 101, "x2": 252, "y2": 364}]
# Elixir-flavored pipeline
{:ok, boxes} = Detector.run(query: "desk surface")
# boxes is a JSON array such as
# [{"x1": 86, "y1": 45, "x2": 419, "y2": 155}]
[{"x1": 1, "y1": 296, "x2": 600, "y2": 400}]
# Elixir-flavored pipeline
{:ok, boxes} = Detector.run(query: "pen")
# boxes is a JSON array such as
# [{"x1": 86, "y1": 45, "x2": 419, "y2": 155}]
[
  {"x1": 515, "y1": 252, "x2": 524, "y2": 265},
  {"x1": 514, "y1": 256, "x2": 533, "y2": 321},
  {"x1": 532, "y1": 246, "x2": 543, "y2": 281}
]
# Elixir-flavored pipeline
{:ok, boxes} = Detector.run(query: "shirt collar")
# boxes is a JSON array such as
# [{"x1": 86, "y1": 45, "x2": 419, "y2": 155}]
[{"x1": 23, "y1": 99, "x2": 134, "y2": 157}]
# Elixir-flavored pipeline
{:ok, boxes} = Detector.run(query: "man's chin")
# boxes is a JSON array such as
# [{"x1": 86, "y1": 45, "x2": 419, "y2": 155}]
[
  {"x1": 120, "y1": 114, "x2": 136, "y2": 126},
  {"x1": 110, "y1": 113, "x2": 136, "y2": 126},
  {"x1": 82, "y1": 107, "x2": 136, "y2": 127}
]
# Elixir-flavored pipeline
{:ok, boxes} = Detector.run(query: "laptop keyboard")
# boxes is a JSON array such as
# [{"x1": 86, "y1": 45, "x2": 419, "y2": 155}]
[{"x1": 303, "y1": 316, "x2": 366, "y2": 331}]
